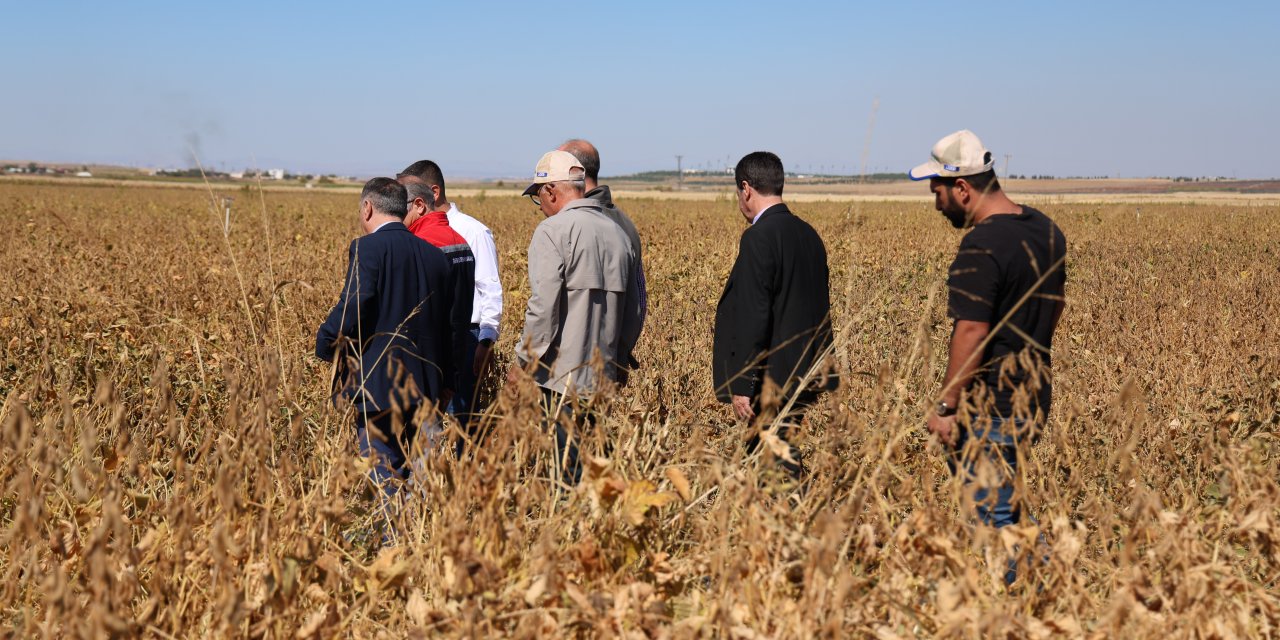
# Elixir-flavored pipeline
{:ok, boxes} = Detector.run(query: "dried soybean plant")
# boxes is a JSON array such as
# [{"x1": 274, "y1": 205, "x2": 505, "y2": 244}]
[{"x1": 0, "y1": 182, "x2": 1276, "y2": 638}]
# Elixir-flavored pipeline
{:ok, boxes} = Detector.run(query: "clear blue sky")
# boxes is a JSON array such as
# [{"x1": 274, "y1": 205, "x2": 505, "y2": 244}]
[{"x1": 2, "y1": 1, "x2": 1277, "y2": 179}]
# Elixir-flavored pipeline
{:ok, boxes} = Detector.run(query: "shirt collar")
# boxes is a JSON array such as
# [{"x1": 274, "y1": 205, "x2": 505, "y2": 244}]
[
  {"x1": 751, "y1": 203, "x2": 781, "y2": 225},
  {"x1": 372, "y1": 220, "x2": 396, "y2": 234}
]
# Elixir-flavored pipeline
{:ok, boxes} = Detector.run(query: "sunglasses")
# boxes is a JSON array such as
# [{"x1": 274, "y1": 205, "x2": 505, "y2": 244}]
[{"x1": 527, "y1": 183, "x2": 550, "y2": 207}]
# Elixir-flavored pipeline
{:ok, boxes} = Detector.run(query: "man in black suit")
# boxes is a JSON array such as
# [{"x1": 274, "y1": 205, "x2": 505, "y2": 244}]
[
  {"x1": 713, "y1": 151, "x2": 837, "y2": 479},
  {"x1": 316, "y1": 177, "x2": 455, "y2": 497}
]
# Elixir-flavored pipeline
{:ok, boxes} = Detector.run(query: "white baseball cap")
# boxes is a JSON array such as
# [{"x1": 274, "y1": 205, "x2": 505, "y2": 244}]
[
  {"x1": 522, "y1": 150, "x2": 586, "y2": 196},
  {"x1": 909, "y1": 129, "x2": 995, "y2": 181}
]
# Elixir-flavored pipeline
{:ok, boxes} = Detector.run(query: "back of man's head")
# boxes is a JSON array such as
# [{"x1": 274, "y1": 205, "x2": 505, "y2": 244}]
[
  {"x1": 937, "y1": 167, "x2": 1001, "y2": 194},
  {"x1": 397, "y1": 175, "x2": 434, "y2": 208},
  {"x1": 559, "y1": 139, "x2": 601, "y2": 183},
  {"x1": 735, "y1": 151, "x2": 785, "y2": 196},
  {"x1": 362, "y1": 177, "x2": 408, "y2": 218},
  {"x1": 396, "y1": 160, "x2": 447, "y2": 203}
]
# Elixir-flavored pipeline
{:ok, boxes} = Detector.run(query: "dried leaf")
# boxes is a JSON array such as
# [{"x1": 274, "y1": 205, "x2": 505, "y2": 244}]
[
  {"x1": 621, "y1": 480, "x2": 678, "y2": 526},
  {"x1": 664, "y1": 466, "x2": 692, "y2": 502},
  {"x1": 758, "y1": 430, "x2": 797, "y2": 464},
  {"x1": 524, "y1": 575, "x2": 548, "y2": 606},
  {"x1": 406, "y1": 589, "x2": 430, "y2": 626}
]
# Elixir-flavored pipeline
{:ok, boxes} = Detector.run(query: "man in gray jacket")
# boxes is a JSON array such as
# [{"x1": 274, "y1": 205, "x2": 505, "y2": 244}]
[
  {"x1": 558, "y1": 138, "x2": 647, "y2": 382},
  {"x1": 508, "y1": 149, "x2": 641, "y2": 485}
]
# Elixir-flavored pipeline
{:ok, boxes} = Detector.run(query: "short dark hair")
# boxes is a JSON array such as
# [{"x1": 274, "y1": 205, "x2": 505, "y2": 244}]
[
  {"x1": 561, "y1": 139, "x2": 601, "y2": 182},
  {"x1": 734, "y1": 151, "x2": 785, "y2": 196},
  {"x1": 361, "y1": 177, "x2": 408, "y2": 218},
  {"x1": 396, "y1": 160, "x2": 447, "y2": 202},
  {"x1": 936, "y1": 168, "x2": 1001, "y2": 194}
]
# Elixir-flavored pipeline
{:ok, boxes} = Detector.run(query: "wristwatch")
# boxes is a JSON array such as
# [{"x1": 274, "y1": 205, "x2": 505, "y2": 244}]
[{"x1": 936, "y1": 400, "x2": 956, "y2": 417}]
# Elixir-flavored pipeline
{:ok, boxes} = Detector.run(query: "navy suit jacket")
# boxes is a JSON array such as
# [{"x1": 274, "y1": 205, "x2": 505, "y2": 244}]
[
  {"x1": 316, "y1": 221, "x2": 455, "y2": 415},
  {"x1": 712, "y1": 204, "x2": 838, "y2": 406}
]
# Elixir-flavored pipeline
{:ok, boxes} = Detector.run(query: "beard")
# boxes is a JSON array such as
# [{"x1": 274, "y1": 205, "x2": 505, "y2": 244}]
[{"x1": 942, "y1": 207, "x2": 968, "y2": 229}]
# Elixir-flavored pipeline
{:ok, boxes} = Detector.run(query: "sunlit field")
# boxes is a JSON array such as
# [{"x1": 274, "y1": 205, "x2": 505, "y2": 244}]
[{"x1": 1, "y1": 181, "x2": 1277, "y2": 638}]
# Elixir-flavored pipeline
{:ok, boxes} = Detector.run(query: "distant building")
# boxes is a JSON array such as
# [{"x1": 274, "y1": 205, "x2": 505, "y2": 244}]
[
  {"x1": 267, "y1": 169, "x2": 285, "y2": 180},
  {"x1": 228, "y1": 171, "x2": 245, "y2": 179},
  {"x1": 75, "y1": 171, "x2": 92, "y2": 178}
]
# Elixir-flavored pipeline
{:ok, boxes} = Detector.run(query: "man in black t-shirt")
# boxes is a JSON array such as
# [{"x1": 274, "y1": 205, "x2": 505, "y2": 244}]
[{"x1": 911, "y1": 129, "x2": 1067, "y2": 583}]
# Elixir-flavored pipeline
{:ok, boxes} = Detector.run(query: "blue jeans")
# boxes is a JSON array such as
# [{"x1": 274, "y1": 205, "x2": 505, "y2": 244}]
[{"x1": 948, "y1": 415, "x2": 1035, "y2": 584}]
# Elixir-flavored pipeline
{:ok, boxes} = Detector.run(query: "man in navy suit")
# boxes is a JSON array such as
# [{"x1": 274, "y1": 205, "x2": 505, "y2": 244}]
[{"x1": 316, "y1": 177, "x2": 455, "y2": 497}]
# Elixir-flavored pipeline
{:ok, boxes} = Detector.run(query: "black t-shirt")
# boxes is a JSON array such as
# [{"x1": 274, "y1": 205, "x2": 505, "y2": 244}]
[{"x1": 947, "y1": 206, "x2": 1067, "y2": 419}]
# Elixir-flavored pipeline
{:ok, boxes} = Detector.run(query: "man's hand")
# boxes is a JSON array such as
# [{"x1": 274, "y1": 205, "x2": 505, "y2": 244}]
[
  {"x1": 505, "y1": 362, "x2": 527, "y2": 393},
  {"x1": 473, "y1": 341, "x2": 494, "y2": 377},
  {"x1": 927, "y1": 412, "x2": 959, "y2": 447},
  {"x1": 731, "y1": 395, "x2": 756, "y2": 422}
]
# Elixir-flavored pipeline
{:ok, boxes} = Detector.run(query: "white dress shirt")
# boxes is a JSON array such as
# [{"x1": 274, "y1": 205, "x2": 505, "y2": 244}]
[
  {"x1": 751, "y1": 206, "x2": 770, "y2": 225},
  {"x1": 444, "y1": 202, "x2": 503, "y2": 342}
]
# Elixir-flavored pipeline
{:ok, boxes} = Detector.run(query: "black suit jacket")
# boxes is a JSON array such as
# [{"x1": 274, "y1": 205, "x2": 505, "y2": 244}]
[
  {"x1": 316, "y1": 222, "x2": 455, "y2": 415},
  {"x1": 713, "y1": 204, "x2": 837, "y2": 405}
]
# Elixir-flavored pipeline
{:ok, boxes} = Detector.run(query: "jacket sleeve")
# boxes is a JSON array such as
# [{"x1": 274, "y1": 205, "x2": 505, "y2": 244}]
[
  {"x1": 517, "y1": 225, "x2": 563, "y2": 366},
  {"x1": 469, "y1": 227, "x2": 504, "y2": 342},
  {"x1": 720, "y1": 231, "x2": 775, "y2": 398},
  {"x1": 618, "y1": 253, "x2": 645, "y2": 369},
  {"x1": 637, "y1": 260, "x2": 648, "y2": 329},
  {"x1": 316, "y1": 239, "x2": 377, "y2": 361}
]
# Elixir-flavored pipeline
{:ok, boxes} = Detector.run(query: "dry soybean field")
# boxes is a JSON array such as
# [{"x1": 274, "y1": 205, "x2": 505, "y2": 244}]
[{"x1": 1, "y1": 181, "x2": 1278, "y2": 638}]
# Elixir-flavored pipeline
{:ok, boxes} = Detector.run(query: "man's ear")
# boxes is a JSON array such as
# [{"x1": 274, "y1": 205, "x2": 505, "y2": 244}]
[
  {"x1": 431, "y1": 185, "x2": 442, "y2": 207},
  {"x1": 361, "y1": 199, "x2": 374, "y2": 220}
]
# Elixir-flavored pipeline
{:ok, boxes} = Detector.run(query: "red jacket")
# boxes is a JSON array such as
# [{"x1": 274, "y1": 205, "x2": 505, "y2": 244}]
[
  {"x1": 408, "y1": 212, "x2": 477, "y2": 386},
  {"x1": 409, "y1": 212, "x2": 470, "y2": 251}
]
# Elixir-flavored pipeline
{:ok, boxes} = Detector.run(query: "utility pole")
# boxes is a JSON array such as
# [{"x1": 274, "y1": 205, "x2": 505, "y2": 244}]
[
  {"x1": 676, "y1": 155, "x2": 683, "y2": 190},
  {"x1": 1003, "y1": 154, "x2": 1012, "y2": 178}
]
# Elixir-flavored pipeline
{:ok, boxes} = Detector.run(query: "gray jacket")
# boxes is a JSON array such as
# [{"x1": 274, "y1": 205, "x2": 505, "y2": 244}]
[
  {"x1": 586, "y1": 185, "x2": 647, "y2": 366},
  {"x1": 517, "y1": 198, "x2": 641, "y2": 395}
]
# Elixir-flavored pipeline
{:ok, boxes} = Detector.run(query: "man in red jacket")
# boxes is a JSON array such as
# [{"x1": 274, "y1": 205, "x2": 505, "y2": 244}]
[{"x1": 397, "y1": 173, "x2": 475, "y2": 411}]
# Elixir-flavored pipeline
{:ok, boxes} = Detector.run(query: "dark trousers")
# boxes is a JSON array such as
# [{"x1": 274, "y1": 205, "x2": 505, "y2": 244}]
[
  {"x1": 745, "y1": 426, "x2": 806, "y2": 480},
  {"x1": 448, "y1": 325, "x2": 484, "y2": 456},
  {"x1": 540, "y1": 389, "x2": 597, "y2": 487},
  {"x1": 745, "y1": 396, "x2": 811, "y2": 481},
  {"x1": 355, "y1": 406, "x2": 435, "y2": 498}
]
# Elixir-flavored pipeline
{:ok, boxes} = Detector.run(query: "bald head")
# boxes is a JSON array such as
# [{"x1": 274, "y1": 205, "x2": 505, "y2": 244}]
[{"x1": 558, "y1": 139, "x2": 600, "y2": 188}]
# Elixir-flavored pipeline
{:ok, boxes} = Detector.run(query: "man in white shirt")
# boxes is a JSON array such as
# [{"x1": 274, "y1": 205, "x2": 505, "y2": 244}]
[{"x1": 397, "y1": 160, "x2": 503, "y2": 450}]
